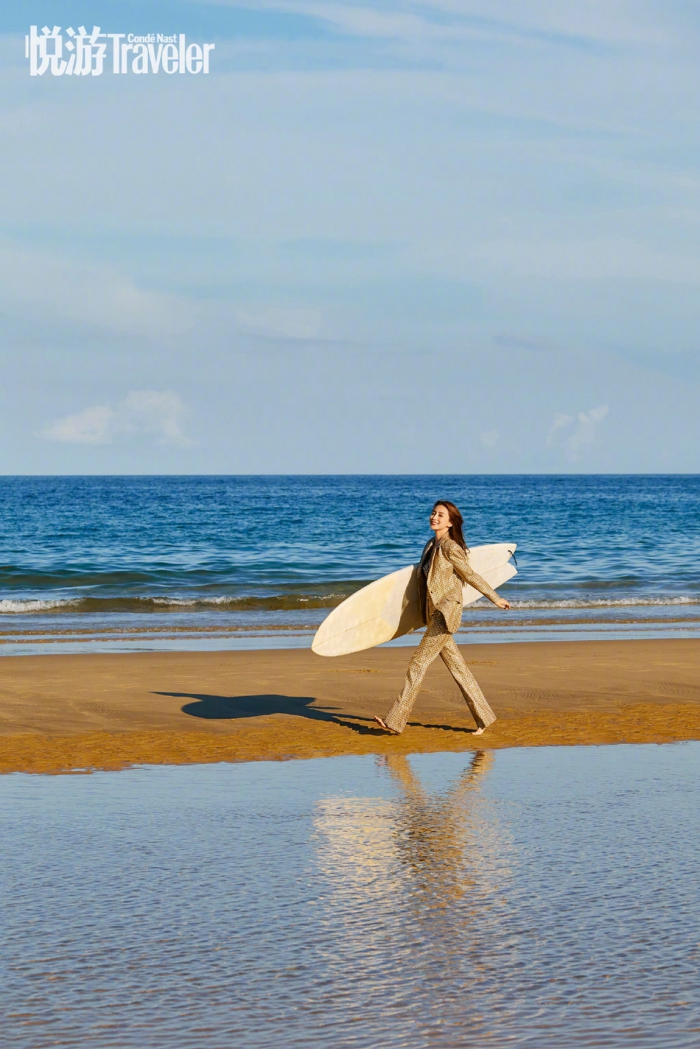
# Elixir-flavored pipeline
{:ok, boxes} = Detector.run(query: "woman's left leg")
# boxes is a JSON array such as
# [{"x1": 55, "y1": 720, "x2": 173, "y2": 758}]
[{"x1": 439, "y1": 637, "x2": 497, "y2": 729}]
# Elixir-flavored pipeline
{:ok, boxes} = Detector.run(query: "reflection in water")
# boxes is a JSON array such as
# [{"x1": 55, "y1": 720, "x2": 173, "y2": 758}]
[
  {"x1": 314, "y1": 751, "x2": 513, "y2": 983},
  {"x1": 380, "y1": 751, "x2": 498, "y2": 906},
  {"x1": 378, "y1": 751, "x2": 517, "y2": 1028},
  {"x1": 315, "y1": 751, "x2": 510, "y2": 911},
  {"x1": 313, "y1": 751, "x2": 515, "y2": 1040}
]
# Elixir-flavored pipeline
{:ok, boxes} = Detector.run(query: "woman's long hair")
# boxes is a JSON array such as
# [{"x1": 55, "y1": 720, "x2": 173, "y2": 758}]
[{"x1": 433, "y1": 500, "x2": 468, "y2": 551}]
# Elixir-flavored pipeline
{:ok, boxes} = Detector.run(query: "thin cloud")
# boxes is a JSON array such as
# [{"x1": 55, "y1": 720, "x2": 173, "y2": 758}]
[
  {"x1": 224, "y1": 0, "x2": 675, "y2": 49},
  {"x1": 493, "y1": 334, "x2": 554, "y2": 353},
  {"x1": 567, "y1": 405, "x2": 609, "y2": 452},
  {"x1": 0, "y1": 239, "x2": 193, "y2": 341},
  {"x1": 235, "y1": 305, "x2": 322, "y2": 339},
  {"x1": 38, "y1": 391, "x2": 192, "y2": 447},
  {"x1": 480, "y1": 429, "x2": 499, "y2": 448},
  {"x1": 472, "y1": 239, "x2": 700, "y2": 285},
  {"x1": 548, "y1": 412, "x2": 575, "y2": 443}
]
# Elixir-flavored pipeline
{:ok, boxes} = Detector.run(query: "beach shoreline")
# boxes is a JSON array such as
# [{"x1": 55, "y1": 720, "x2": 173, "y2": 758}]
[{"x1": 0, "y1": 637, "x2": 698, "y2": 774}]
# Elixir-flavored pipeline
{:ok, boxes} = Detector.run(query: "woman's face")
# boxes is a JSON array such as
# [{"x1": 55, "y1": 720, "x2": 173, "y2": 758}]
[{"x1": 429, "y1": 504, "x2": 452, "y2": 533}]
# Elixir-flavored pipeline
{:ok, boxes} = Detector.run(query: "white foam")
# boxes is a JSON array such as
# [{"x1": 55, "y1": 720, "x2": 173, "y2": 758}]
[
  {"x1": 151, "y1": 596, "x2": 231, "y2": 607},
  {"x1": 509, "y1": 596, "x2": 699, "y2": 610},
  {"x1": 2, "y1": 593, "x2": 697, "y2": 616},
  {"x1": 0, "y1": 598, "x2": 81, "y2": 614},
  {"x1": 148, "y1": 595, "x2": 347, "y2": 607}
]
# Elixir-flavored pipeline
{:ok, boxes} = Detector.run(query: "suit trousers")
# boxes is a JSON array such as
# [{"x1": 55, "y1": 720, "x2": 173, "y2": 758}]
[{"x1": 384, "y1": 611, "x2": 497, "y2": 733}]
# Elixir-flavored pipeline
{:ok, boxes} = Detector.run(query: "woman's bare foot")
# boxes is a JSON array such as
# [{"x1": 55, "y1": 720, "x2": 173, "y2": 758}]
[
  {"x1": 473, "y1": 726, "x2": 485, "y2": 736},
  {"x1": 373, "y1": 716, "x2": 400, "y2": 735}
]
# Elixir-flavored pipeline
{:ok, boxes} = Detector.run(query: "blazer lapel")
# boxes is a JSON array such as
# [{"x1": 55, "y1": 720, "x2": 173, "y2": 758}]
[{"x1": 418, "y1": 537, "x2": 435, "y2": 575}]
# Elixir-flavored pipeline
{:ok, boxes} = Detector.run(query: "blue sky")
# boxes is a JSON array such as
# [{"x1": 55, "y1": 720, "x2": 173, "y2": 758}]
[{"x1": 1, "y1": 0, "x2": 699, "y2": 473}]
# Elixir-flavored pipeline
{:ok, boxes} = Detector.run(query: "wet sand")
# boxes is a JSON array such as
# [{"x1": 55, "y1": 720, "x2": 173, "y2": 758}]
[{"x1": 0, "y1": 638, "x2": 699, "y2": 774}]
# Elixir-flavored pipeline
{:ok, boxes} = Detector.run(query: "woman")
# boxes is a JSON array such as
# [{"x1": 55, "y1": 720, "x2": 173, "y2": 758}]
[{"x1": 374, "y1": 500, "x2": 510, "y2": 736}]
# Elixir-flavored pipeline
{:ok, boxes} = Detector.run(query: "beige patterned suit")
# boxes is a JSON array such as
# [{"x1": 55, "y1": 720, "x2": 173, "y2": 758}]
[{"x1": 384, "y1": 535, "x2": 501, "y2": 734}]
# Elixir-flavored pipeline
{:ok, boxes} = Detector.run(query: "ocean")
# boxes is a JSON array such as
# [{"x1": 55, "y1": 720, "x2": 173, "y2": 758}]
[{"x1": 1, "y1": 474, "x2": 698, "y2": 655}]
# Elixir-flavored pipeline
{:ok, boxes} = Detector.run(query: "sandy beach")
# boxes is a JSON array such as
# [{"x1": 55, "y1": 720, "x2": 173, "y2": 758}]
[{"x1": 0, "y1": 637, "x2": 698, "y2": 773}]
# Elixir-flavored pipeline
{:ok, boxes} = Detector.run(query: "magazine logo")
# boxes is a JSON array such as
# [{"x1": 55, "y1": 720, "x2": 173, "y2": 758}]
[{"x1": 25, "y1": 26, "x2": 215, "y2": 76}]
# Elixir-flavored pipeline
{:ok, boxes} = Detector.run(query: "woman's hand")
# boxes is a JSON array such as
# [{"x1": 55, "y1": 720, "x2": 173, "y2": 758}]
[{"x1": 496, "y1": 597, "x2": 510, "y2": 610}]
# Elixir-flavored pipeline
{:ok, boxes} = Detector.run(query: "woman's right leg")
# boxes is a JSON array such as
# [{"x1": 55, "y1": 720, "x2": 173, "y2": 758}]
[
  {"x1": 439, "y1": 637, "x2": 496, "y2": 730},
  {"x1": 381, "y1": 613, "x2": 451, "y2": 733}
]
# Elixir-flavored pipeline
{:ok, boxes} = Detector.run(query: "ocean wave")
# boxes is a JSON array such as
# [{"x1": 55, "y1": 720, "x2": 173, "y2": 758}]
[
  {"x1": 0, "y1": 592, "x2": 699, "y2": 615},
  {"x1": 0, "y1": 598, "x2": 82, "y2": 613},
  {"x1": 0, "y1": 592, "x2": 354, "y2": 614},
  {"x1": 147, "y1": 594, "x2": 352, "y2": 610},
  {"x1": 508, "y1": 596, "x2": 699, "y2": 610}
]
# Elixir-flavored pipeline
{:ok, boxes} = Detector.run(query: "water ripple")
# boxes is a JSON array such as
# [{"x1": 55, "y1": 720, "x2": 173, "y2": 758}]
[{"x1": 1, "y1": 744, "x2": 700, "y2": 1046}]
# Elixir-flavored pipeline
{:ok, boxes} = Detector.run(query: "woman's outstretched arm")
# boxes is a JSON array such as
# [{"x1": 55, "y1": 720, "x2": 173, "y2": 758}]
[{"x1": 445, "y1": 542, "x2": 509, "y2": 608}]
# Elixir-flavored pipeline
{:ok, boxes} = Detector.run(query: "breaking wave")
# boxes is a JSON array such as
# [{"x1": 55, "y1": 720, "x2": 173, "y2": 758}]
[
  {"x1": 0, "y1": 592, "x2": 355, "y2": 614},
  {"x1": 0, "y1": 598, "x2": 82, "y2": 614},
  {"x1": 507, "y1": 596, "x2": 699, "y2": 610}
]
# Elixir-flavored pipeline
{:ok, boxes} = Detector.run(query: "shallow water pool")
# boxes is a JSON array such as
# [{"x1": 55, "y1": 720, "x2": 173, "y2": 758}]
[{"x1": 2, "y1": 744, "x2": 699, "y2": 1047}]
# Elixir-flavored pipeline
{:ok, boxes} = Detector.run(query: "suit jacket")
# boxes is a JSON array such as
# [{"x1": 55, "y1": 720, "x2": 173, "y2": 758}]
[{"x1": 417, "y1": 534, "x2": 501, "y2": 634}]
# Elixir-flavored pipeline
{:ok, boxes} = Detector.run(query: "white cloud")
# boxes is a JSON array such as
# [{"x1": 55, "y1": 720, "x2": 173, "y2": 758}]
[
  {"x1": 38, "y1": 391, "x2": 192, "y2": 447},
  {"x1": 548, "y1": 405, "x2": 609, "y2": 457},
  {"x1": 235, "y1": 305, "x2": 322, "y2": 339},
  {"x1": 480, "y1": 428, "x2": 499, "y2": 447}
]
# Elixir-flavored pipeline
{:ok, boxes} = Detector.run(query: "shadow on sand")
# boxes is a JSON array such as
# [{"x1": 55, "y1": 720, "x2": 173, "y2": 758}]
[
  {"x1": 154, "y1": 692, "x2": 384, "y2": 735},
  {"x1": 407, "y1": 720, "x2": 484, "y2": 735}
]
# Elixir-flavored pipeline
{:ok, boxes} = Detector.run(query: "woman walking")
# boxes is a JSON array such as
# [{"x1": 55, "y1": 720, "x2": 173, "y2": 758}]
[{"x1": 374, "y1": 501, "x2": 510, "y2": 736}]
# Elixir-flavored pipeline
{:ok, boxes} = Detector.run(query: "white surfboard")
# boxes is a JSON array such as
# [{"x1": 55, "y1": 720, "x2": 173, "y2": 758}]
[{"x1": 312, "y1": 543, "x2": 516, "y2": 657}]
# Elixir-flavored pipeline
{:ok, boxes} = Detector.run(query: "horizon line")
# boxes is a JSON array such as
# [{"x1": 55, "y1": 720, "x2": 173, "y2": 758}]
[{"x1": 1, "y1": 472, "x2": 698, "y2": 480}]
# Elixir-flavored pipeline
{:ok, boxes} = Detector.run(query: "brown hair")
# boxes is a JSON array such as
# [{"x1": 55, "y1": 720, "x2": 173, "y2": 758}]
[{"x1": 432, "y1": 500, "x2": 468, "y2": 551}]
